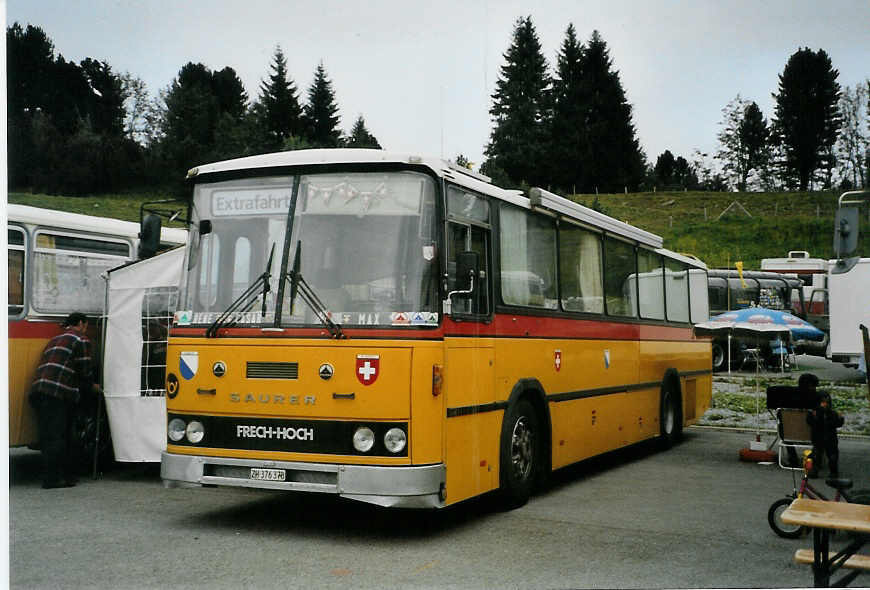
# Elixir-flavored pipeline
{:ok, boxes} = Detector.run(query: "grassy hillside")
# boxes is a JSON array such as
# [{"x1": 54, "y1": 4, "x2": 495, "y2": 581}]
[
  {"x1": 9, "y1": 189, "x2": 860, "y2": 270},
  {"x1": 574, "y1": 190, "x2": 857, "y2": 268}
]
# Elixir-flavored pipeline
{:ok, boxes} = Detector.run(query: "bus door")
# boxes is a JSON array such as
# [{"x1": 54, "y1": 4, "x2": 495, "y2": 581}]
[{"x1": 443, "y1": 187, "x2": 498, "y2": 504}]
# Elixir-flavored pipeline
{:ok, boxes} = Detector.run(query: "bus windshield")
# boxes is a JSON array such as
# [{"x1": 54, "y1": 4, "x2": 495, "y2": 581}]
[{"x1": 180, "y1": 170, "x2": 439, "y2": 328}]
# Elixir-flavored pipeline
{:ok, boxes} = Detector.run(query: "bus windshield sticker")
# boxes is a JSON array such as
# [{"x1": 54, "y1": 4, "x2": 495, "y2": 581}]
[
  {"x1": 211, "y1": 187, "x2": 293, "y2": 217},
  {"x1": 175, "y1": 310, "x2": 193, "y2": 326}
]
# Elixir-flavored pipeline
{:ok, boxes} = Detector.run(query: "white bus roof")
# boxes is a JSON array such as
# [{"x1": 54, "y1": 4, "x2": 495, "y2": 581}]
[
  {"x1": 189, "y1": 149, "x2": 672, "y2": 251},
  {"x1": 7, "y1": 203, "x2": 187, "y2": 245}
]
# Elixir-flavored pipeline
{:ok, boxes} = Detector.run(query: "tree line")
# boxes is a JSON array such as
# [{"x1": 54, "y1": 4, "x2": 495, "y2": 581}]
[
  {"x1": 484, "y1": 17, "x2": 869, "y2": 195},
  {"x1": 7, "y1": 23, "x2": 381, "y2": 195},
  {"x1": 7, "y1": 19, "x2": 870, "y2": 197}
]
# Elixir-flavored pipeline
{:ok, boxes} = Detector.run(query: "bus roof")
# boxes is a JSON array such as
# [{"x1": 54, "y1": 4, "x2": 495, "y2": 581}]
[
  {"x1": 7, "y1": 203, "x2": 187, "y2": 245},
  {"x1": 189, "y1": 149, "x2": 673, "y2": 253}
]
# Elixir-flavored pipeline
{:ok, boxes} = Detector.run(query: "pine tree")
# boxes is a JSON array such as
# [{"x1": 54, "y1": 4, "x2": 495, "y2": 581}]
[
  {"x1": 485, "y1": 16, "x2": 551, "y2": 188},
  {"x1": 346, "y1": 115, "x2": 381, "y2": 149},
  {"x1": 772, "y1": 47, "x2": 841, "y2": 190},
  {"x1": 304, "y1": 61, "x2": 342, "y2": 148},
  {"x1": 578, "y1": 30, "x2": 645, "y2": 193},
  {"x1": 551, "y1": 23, "x2": 586, "y2": 193},
  {"x1": 258, "y1": 46, "x2": 303, "y2": 148}
]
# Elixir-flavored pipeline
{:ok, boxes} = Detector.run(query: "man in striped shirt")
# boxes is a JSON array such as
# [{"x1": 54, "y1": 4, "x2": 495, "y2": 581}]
[{"x1": 29, "y1": 312, "x2": 101, "y2": 488}]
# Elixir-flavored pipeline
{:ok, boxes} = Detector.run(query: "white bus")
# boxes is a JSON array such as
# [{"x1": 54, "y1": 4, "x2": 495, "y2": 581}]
[{"x1": 7, "y1": 204, "x2": 186, "y2": 463}]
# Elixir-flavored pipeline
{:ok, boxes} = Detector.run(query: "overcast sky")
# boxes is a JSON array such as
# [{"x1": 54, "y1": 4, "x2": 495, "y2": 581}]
[{"x1": 6, "y1": 0, "x2": 870, "y2": 173}]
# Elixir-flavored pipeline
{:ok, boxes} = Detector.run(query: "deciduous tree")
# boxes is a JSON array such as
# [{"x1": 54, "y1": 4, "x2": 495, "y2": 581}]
[{"x1": 716, "y1": 95, "x2": 770, "y2": 191}]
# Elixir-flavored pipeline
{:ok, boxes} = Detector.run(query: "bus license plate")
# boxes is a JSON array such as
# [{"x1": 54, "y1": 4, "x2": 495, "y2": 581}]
[{"x1": 250, "y1": 468, "x2": 286, "y2": 482}]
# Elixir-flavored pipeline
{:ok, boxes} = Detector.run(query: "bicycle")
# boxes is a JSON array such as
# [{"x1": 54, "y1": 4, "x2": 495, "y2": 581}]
[{"x1": 768, "y1": 450, "x2": 870, "y2": 538}]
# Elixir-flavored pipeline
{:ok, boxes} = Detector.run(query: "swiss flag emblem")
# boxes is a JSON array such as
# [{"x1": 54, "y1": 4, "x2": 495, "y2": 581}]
[
  {"x1": 356, "y1": 354, "x2": 380, "y2": 385},
  {"x1": 554, "y1": 349, "x2": 562, "y2": 372}
]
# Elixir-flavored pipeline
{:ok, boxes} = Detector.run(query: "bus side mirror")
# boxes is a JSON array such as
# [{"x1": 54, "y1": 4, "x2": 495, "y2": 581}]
[
  {"x1": 138, "y1": 213, "x2": 162, "y2": 259},
  {"x1": 834, "y1": 207, "x2": 858, "y2": 258},
  {"x1": 455, "y1": 251, "x2": 479, "y2": 292},
  {"x1": 199, "y1": 219, "x2": 212, "y2": 235}
]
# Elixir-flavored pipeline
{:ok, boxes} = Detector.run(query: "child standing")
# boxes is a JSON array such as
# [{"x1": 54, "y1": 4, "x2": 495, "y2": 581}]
[{"x1": 806, "y1": 391, "x2": 844, "y2": 478}]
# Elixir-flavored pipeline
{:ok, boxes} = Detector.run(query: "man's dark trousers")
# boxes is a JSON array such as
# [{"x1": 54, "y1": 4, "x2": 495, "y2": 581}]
[{"x1": 33, "y1": 395, "x2": 79, "y2": 486}]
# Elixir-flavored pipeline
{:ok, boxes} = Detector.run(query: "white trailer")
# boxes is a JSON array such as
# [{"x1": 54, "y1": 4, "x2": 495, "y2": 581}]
[{"x1": 829, "y1": 190, "x2": 870, "y2": 374}]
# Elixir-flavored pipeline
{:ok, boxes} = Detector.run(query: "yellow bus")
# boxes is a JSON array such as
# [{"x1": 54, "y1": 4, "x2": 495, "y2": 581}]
[{"x1": 160, "y1": 149, "x2": 712, "y2": 508}]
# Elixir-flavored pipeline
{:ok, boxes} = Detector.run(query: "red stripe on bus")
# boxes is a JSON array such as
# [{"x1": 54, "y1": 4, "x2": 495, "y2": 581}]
[
  {"x1": 8, "y1": 319, "x2": 64, "y2": 339},
  {"x1": 170, "y1": 313, "x2": 700, "y2": 341}
]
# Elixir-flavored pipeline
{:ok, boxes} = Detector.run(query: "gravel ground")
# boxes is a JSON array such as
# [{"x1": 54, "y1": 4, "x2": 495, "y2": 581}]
[{"x1": 699, "y1": 368, "x2": 870, "y2": 436}]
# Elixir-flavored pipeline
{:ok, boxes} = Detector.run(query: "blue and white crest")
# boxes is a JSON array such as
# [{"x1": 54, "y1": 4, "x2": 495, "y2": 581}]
[{"x1": 180, "y1": 351, "x2": 199, "y2": 380}]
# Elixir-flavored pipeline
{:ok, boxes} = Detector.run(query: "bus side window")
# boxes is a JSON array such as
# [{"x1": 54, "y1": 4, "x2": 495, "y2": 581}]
[
  {"x1": 8, "y1": 227, "x2": 26, "y2": 316},
  {"x1": 665, "y1": 259, "x2": 689, "y2": 322},
  {"x1": 559, "y1": 223, "x2": 603, "y2": 314},
  {"x1": 603, "y1": 236, "x2": 637, "y2": 317},
  {"x1": 32, "y1": 230, "x2": 131, "y2": 314}
]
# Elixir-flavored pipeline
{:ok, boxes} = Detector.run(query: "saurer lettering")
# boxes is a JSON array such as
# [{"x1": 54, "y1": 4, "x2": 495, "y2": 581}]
[{"x1": 230, "y1": 393, "x2": 315, "y2": 405}]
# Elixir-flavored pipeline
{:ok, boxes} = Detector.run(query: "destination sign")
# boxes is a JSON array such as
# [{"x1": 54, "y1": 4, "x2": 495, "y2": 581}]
[{"x1": 212, "y1": 187, "x2": 292, "y2": 216}]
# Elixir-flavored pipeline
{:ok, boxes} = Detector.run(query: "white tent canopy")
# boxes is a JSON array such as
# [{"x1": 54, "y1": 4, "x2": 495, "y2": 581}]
[{"x1": 103, "y1": 247, "x2": 184, "y2": 462}]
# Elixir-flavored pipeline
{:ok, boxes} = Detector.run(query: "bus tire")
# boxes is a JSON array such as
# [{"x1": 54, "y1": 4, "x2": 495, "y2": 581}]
[
  {"x1": 659, "y1": 378, "x2": 683, "y2": 449},
  {"x1": 499, "y1": 398, "x2": 539, "y2": 509}
]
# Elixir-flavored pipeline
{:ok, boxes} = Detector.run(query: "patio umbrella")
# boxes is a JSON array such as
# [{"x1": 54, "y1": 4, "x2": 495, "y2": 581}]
[
  {"x1": 694, "y1": 308, "x2": 796, "y2": 462},
  {"x1": 696, "y1": 307, "x2": 825, "y2": 343}
]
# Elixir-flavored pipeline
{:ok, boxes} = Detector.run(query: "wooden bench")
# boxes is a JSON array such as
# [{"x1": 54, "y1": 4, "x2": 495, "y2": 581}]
[{"x1": 795, "y1": 549, "x2": 870, "y2": 571}]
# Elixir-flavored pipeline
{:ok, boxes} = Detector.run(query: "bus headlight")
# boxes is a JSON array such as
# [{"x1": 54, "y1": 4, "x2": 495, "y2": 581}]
[
  {"x1": 353, "y1": 426, "x2": 375, "y2": 452},
  {"x1": 168, "y1": 418, "x2": 186, "y2": 442},
  {"x1": 186, "y1": 420, "x2": 205, "y2": 444},
  {"x1": 384, "y1": 428, "x2": 407, "y2": 454}
]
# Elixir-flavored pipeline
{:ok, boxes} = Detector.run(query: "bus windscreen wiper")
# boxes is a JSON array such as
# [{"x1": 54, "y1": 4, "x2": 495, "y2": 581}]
[
  {"x1": 206, "y1": 243, "x2": 276, "y2": 338},
  {"x1": 285, "y1": 240, "x2": 345, "y2": 339}
]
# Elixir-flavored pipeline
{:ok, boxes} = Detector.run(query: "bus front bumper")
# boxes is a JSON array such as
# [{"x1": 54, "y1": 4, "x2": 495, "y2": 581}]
[{"x1": 161, "y1": 452, "x2": 446, "y2": 509}]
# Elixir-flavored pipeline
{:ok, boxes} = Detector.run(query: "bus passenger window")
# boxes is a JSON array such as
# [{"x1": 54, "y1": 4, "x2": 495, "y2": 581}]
[
  {"x1": 32, "y1": 230, "x2": 131, "y2": 314},
  {"x1": 688, "y1": 268, "x2": 709, "y2": 323},
  {"x1": 665, "y1": 260, "x2": 689, "y2": 322},
  {"x1": 499, "y1": 206, "x2": 557, "y2": 308},
  {"x1": 559, "y1": 224, "x2": 603, "y2": 313},
  {"x1": 637, "y1": 249, "x2": 664, "y2": 320},
  {"x1": 8, "y1": 228, "x2": 25, "y2": 315},
  {"x1": 604, "y1": 237, "x2": 637, "y2": 317}
]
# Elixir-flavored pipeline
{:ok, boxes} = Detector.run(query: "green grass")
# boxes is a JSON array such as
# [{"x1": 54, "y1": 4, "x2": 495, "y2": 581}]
[
  {"x1": 574, "y1": 190, "x2": 858, "y2": 268},
  {"x1": 10, "y1": 188, "x2": 862, "y2": 270}
]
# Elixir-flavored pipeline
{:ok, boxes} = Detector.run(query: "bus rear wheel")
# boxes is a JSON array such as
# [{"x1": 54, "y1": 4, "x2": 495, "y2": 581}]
[
  {"x1": 499, "y1": 399, "x2": 539, "y2": 509},
  {"x1": 659, "y1": 382, "x2": 683, "y2": 449}
]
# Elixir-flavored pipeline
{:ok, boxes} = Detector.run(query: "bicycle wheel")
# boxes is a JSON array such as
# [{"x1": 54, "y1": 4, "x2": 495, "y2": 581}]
[{"x1": 768, "y1": 497, "x2": 804, "y2": 538}]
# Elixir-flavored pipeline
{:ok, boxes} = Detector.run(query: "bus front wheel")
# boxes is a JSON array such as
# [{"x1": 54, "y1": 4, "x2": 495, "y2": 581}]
[{"x1": 499, "y1": 399, "x2": 539, "y2": 509}]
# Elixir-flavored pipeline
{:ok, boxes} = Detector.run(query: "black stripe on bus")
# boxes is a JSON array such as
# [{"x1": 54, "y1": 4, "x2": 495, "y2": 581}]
[{"x1": 445, "y1": 369, "x2": 712, "y2": 417}]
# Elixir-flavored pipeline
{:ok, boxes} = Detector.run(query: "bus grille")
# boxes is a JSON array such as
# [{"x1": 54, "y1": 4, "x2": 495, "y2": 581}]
[{"x1": 246, "y1": 362, "x2": 298, "y2": 379}]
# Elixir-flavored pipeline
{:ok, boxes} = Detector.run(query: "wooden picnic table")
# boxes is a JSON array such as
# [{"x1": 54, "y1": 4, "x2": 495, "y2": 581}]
[{"x1": 781, "y1": 498, "x2": 870, "y2": 587}]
